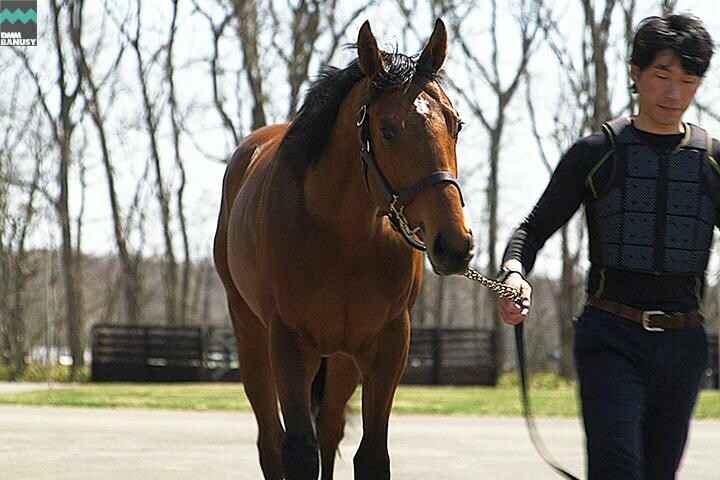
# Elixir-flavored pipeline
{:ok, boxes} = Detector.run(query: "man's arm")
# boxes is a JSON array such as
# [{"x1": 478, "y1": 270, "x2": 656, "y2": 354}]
[{"x1": 498, "y1": 133, "x2": 608, "y2": 324}]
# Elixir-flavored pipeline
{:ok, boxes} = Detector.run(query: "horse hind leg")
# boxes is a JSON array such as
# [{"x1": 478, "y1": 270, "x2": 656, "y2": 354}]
[
  {"x1": 227, "y1": 293, "x2": 284, "y2": 480},
  {"x1": 316, "y1": 354, "x2": 361, "y2": 480}
]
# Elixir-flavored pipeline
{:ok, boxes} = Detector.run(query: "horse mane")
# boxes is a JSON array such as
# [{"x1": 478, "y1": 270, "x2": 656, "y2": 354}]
[{"x1": 277, "y1": 50, "x2": 440, "y2": 170}]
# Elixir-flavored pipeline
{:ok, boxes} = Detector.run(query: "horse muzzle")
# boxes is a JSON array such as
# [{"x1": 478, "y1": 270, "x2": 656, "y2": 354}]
[{"x1": 428, "y1": 228, "x2": 474, "y2": 275}]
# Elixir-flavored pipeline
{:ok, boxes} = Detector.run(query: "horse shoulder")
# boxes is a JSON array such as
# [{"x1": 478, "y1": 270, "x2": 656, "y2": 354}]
[
  {"x1": 216, "y1": 124, "x2": 288, "y2": 309},
  {"x1": 223, "y1": 124, "x2": 288, "y2": 208}
]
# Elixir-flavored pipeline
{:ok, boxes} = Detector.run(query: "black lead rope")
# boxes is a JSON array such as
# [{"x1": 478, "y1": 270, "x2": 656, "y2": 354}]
[
  {"x1": 515, "y1": 322, "x2": 581, "y2": 480},
  {"x1": 462, "y1": 267, "x2": 580, "y2": 478}
]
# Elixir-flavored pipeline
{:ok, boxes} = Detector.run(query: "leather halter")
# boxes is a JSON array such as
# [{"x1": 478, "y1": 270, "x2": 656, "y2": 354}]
[{"x1": 356, "y1": 103, "x2": 465, "y2": 251}]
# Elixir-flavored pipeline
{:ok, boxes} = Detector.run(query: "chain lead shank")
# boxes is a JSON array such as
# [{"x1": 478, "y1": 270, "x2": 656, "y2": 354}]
[{"x1": 463, "y1": 267, "x2": 522, "y2": 304}]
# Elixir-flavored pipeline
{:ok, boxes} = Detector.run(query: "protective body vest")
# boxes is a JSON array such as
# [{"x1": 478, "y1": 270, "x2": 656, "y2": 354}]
[{"x1": 586, "y1": 117, "x2": 716, "y2": 275}]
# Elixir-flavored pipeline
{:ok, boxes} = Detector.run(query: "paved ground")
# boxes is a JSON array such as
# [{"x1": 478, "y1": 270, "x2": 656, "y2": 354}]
[{"x1": 0, "y1": 404, "x2": 717, "y2": 479}]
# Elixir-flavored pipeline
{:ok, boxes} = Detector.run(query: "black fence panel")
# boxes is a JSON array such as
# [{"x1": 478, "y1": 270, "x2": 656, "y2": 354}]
[
  {"x1": 94, "y1": 325, "x2": 718, "y2": 389},
  {"x1": 402, "y1": 328, "x2": 497, "y2": 386},
  {"x1": 91, "y1": 324, "x2": 497, "y2": 385},
  {"x1": 91, "y1": 325, "x2": 233, "y2": 382},
  {"x1": 92, "y1": 325, "x2": 151, "y2": 381},
  {"x1": 204, "y1": 326, "x2": 240, "y2": 381}
]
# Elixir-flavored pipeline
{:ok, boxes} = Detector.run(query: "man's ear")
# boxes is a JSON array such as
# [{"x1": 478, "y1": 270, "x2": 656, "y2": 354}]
[{"x1": 630, "y1": 64, "x2": 640, "y2": 84}]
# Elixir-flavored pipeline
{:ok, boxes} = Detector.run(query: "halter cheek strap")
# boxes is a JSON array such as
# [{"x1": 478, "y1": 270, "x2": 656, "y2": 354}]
[{"x1": 356, "y1": 104, "x2": 465, "y2": 251}]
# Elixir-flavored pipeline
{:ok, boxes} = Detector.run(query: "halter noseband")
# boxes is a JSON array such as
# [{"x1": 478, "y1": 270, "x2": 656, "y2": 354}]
[{"x1": 356, "y1": 103, "x2": 465, "y2": 251}]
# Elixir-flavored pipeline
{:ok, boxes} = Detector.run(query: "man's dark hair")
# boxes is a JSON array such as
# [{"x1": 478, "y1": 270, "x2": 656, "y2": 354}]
[{"x1": 631, "y1": 13, "x2": 714, "y2": 77}]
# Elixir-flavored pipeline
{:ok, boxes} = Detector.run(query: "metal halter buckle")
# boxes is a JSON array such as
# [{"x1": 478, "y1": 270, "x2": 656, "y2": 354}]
[
  {"x1": 641, "y1": 310, "x2": 667, "y2": 332},
  {"x1": 356, "y1": 105, "x2": 367, "y2": 127},
  {"x1": 389, "y1": 195, "x2": 424, "y2": 244}
]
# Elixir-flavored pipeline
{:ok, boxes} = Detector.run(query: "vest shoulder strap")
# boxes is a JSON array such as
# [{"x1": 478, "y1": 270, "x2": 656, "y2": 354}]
[
  {"x1": 602, "y1": 117, "x2": 636, "y2": 146},
  {"x1": 704, "y1": 133, "x2": 720, "y2": 176},
  {"x1": 684, "y1": 123, "x2": 708, "y2": 151}
]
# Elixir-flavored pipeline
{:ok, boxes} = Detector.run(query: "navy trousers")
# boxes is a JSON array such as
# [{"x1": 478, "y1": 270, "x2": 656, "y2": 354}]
[{"x1": 573, "y1": 305, "x2": 708, "y2": 480}]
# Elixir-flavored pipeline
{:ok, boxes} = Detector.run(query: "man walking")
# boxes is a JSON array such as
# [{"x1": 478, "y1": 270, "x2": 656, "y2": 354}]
[{"x1": 497, "y1": 13, "x2": 718, "y2": 480}]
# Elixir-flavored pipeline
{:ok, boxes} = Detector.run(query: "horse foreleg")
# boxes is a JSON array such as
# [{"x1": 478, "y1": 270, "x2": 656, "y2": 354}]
[
  {"x1": 317, "y1": 353, "x2": 361, "y2": 480},
  {"x1": 269, "y1": 317, "x2": 322, "y2": 480},
  {"x1": 228, "y1": 295, "x2": 284, "y2": 480},
  {"x1": 353, "y1": 312, "x2": 411, "y2": 480}
]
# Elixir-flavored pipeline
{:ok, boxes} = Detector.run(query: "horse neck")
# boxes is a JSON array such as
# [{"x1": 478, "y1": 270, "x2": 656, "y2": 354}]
[{"x1": 303, "y1": 83, "x2": 380, "y2": 244}]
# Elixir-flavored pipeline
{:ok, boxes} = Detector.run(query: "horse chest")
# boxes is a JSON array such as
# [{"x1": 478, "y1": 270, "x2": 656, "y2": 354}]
[{"x1": 273, "y1": 260, "x2": 417, "y2": 354}]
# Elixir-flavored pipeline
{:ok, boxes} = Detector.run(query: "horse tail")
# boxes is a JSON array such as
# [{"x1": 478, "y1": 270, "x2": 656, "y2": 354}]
[{"x1": 311, "y1": 356, "x2": 327, "y2": 419}]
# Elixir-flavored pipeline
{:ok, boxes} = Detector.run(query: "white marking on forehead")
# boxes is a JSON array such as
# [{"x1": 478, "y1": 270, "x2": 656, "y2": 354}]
[{"x1": 413, "y1": 97, "x2": 430, "y2": 116}]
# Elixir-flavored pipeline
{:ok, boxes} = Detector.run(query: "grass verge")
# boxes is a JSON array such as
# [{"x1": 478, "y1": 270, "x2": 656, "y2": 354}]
[{"x1": 0, "y1": 383, "x2": 717, "y2": 418}]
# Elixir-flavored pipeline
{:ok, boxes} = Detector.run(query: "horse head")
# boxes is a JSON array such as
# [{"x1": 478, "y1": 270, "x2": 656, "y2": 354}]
[{"x1": 356, "y1": 19, "x2": 474, "y2": 275}]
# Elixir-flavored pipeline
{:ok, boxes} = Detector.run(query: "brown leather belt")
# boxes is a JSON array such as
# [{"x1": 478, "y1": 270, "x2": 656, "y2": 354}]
[{"x1": 586, "y1": 295, "x2": 704, "y2": 331}]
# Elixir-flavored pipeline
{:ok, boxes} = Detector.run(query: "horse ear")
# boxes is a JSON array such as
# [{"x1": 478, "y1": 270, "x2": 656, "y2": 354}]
[
  {"x1": 357, "y1": 20, "x2": 384, "y2": 79},
  {"x1": 419, "y1": 18, "x2": 448, "y2": 72}
]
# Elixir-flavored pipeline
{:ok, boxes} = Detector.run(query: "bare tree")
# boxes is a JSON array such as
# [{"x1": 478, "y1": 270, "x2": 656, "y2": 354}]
[
  {"x1": 524, "y1": 72, "x2": 586, "y2": 378},
  {"x1": 76, "y1": 6, "x2": 143, "y2": 325},
  {"x1": 230, "y1": 0, "x2": 267, "y2": 129},
  {"x1": 445, "y1": 0, "x2": 541, "y2": 374},
  {"x1": 54, "y1": 0, "x2": 85, "y2": 378},
  {"x1": 200, "y1": 0, "x2": 374, "y2": 149},
  {"x1": 11, "y1": 0, "x2": 88, "y2": 378},
  {"x1": 317, "y1": 1, "x2": 376, "y2": 67},
  {"x1": 525, "y1": 0, "x2": 625, "y2": 377},
  {"x1": 270, "y1": 0, "x2": 375, "y2": 117},
  {"x1": 125, "y1": 0, "x2": 179, "y2": 325},
  {"x1": 272, "y1": 0, "x2": 322, "y2": 117},
  {"x1": 582, "y1": 0, "x2": 618, "y2": 130},
  {"x1": 0, "y1": 108, "x2": 46, "y2": 378},
  {"x1": 622, "y1": 0, "x2": 638, "y2": 114},
  {"x1": 165, "y1": 0, "x2": 193, "y2": 325},
  {"x1": 193, "y1": 2, "x2": 239, "y2": 146}
]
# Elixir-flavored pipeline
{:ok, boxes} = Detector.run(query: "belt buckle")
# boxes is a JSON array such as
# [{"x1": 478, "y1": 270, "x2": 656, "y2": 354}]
[{"x1": 641, "y1": 310, "x2": 666, "y2": 332}]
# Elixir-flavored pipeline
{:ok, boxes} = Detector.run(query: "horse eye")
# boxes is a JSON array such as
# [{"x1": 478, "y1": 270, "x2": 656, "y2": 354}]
[
  {"x1": 380, "y1": 124, "x2": 397, "y2": 140},
  {"x1": 457, "y1": 121, "x2": 465, "y2": 133}
]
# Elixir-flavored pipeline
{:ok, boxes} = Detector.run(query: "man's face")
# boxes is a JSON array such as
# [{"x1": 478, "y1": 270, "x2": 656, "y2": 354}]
[{"x1": 631, "y1": 50, "x2": 701, "y2": 131}]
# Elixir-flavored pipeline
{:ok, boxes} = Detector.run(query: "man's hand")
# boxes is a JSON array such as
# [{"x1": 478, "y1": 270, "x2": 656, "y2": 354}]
[{"x1": 496, "y1": 261, "x2": 532, "y2": 325}]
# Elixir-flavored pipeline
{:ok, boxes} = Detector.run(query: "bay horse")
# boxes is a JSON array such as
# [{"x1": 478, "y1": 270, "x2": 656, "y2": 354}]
[{"x1": 213, "y1": 19, "x2": 473, "y2": 480}]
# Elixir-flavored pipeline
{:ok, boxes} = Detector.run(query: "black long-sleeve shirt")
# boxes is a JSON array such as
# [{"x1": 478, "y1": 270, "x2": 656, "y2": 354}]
[{"x1": 503, "y1": 124, "x2": 720, "y2": 312}]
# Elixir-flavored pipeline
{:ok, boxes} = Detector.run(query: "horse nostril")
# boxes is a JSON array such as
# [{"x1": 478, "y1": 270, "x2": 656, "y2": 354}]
[
  {"x1": 432, "y1": 231, "x2": 450, "y2": 263},
  {"x1": 432, "y1": 230, "x2": 474, "y2": 275}
]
